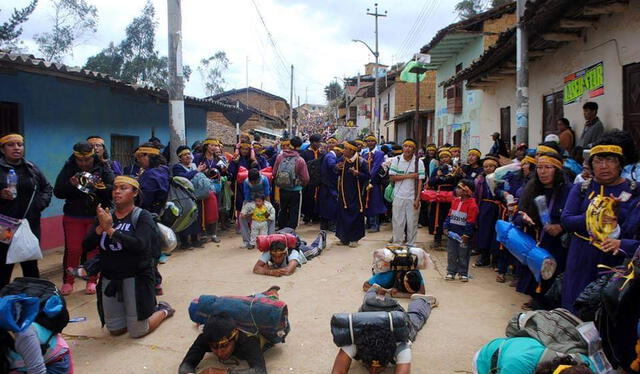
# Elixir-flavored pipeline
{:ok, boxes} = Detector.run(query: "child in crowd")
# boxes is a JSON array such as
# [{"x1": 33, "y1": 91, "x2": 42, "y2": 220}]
[
  {"x1": 443, "y1": 179, "x2": 478, "y2": 282},
  {"x1": 241, "y1": 194, "x2": 275, "y2": 249}
]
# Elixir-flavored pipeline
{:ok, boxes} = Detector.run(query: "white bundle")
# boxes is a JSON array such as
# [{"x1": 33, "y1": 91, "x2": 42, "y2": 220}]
[{"x1": 371, "y1": 246, "x2": 431, "y2": 274}]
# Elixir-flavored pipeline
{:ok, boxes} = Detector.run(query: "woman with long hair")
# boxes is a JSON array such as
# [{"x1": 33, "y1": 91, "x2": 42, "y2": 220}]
[
  {"x1": 514, "y1": 152, "x2": 571, "y2": 309},
  {"x1": 504, "y1": 155, "x2": 537, "y2": 197},
  {"x1": 561, "y1": 130, "x2": 640, "y2": 311},
  {"x1": 0, "y1": 133, "x2": 52, "y2": 288},
  {"x1": 87, "y1": 136, "x2": 123, "y2": 175},
  {"x1": 82, "y1": 176, "x2": 174, "y2": 338}
]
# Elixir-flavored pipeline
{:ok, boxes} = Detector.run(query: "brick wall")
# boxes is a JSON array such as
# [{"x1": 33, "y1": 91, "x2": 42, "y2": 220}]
[
  {"x1": 225, "y1": 92, "x2": 289, "y2": 121},
  {"x1": 206, "y1": 111, "x2": 279, "y2": 146},
  {"x1": 483, "y1": 12, "x2": 516, "y2": 49},
  {"x1": 394, "y1": 70, "x2": 437, "y2": 115}
]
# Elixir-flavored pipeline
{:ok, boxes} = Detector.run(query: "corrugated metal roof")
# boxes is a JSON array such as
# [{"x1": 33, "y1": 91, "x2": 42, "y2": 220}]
[{"x1": 0, "y1": 52, "x2": 239, "y2": 113}]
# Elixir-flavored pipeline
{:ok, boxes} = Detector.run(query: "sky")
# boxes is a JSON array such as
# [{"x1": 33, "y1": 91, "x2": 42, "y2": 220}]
[{"x1": 5, "y1": 0, "x2": 459, "y2": 105}]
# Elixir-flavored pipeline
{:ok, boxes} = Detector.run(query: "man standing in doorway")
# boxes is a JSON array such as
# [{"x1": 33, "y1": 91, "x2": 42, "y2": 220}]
[
  {"x1": 363, "y1": 134, "x2": 386, "y2": 233},
  {"x1": 577, "y1": 101, "x2": 604, "y2": 149},
  {"x1": 336, "y1": 141, "x2": 370, "y2": 247},
  {"x1": 272, "y1": 136, "x2": 309, "y2": 230},
  {"x1": 389, "y1": 138, "x2": 425, "y2": 246}
]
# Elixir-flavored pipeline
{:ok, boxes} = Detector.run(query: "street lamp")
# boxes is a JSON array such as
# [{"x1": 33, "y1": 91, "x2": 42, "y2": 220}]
[{"x1": 352, "y1": 39, "x2": 380, "y2": 138}]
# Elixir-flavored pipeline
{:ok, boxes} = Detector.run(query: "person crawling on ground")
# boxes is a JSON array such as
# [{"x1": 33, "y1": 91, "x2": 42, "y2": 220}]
[
  {"x1": 178, "y1": 287, "x2": 281, "y2": 374},
  {"x1": 252, "y1": 240, "x2": 306, "y2": 277},
  {"x1": 362, "y1": 269, "x2": 425, "y2": 298},
  {"x1": 330, "y1": 285, "x2": 437, "y2": 374}
]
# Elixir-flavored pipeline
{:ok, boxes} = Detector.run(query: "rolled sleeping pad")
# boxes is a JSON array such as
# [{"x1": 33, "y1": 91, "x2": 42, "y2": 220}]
[
  {"x1": 256, "y1": 233, "x2": 298, "y2": 252},
  {"x1": 189, "y1": 295, "x2": 290, "y2": 344},
  {"x1": 203, "y1": 191, "x2": 219, "y2": 224},
  {"x1": 330, "y1": 311, "x2": 409, "y2": 347},
  {"x1": 260, "y1": 166, "x2": 273, "y2": 182},
  {"x1": 495, "y1": 220, "x2": 557, "y2": 282},
  {"x1": 237, "y1": 166, "x2": 248, "y2": 184}
]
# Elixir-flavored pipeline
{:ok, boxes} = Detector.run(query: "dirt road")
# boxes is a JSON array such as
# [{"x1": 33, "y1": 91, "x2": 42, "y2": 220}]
[{"x1": 37, "y1": 223, "x2": 527, "y2": 374}]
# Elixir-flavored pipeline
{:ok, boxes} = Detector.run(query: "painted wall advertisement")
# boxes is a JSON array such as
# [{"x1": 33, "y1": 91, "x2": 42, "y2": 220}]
[{"x1": 563, "y1": 62, "x2": 604, "y2": 105}]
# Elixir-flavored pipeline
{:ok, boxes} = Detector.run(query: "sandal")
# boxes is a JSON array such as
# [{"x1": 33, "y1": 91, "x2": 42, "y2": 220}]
[{"x1": 85, "y1": 282, "x2": 97, "y2": 295}]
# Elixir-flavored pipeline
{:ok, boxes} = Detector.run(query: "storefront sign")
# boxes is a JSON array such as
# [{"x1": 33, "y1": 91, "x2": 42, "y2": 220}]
[{"x1": 563, "y1": 62, "x2": 604, "y2": 105}]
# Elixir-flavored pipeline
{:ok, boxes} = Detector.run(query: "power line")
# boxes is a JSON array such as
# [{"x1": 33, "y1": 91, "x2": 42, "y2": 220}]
[{"x1": 395, "y1": 0, "x2": 432, "y2": 59}]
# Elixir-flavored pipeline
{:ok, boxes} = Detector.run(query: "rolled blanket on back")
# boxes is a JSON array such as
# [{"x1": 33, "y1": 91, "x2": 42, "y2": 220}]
[{"x1": 189, "y1": 295, "x2": 290, "y2": 344}]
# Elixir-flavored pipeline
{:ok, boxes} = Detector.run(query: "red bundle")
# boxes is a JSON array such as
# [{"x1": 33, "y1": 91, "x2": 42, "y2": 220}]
[{"x1": 255, "y1": 233, "x2": 297, "y2": 252}]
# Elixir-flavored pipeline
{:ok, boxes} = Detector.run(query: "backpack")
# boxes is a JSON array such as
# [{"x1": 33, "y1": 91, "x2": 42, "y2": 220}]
[
  {"x1": 130, "y1": 207, "x2": 162, "y2": 260},
  {"x1": 504, "y1": 308, "x2": 590, "y2": 366},
  {"x1": 307, "y1": 154, "x2": 325, "y2": 187},
  {"x1": 0, "y1": 277, "x2": 69, "y2": 352},
  {"x1": 275, "y1": 156, "x2": 298, "y2": 189},
  {"x1": 191, "y1": 172, "x2": 211, "y2": 200},
  {"x1": 159, "y1": 176, "x2": 198, "y2": 233},
  {"x1": 389, "y1": 248, "x2": 418, "y2": 271}
]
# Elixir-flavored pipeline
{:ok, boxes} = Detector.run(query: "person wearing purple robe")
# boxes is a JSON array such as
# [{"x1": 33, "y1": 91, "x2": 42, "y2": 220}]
[
  {"x1": 300, "y1": 134, "x2": 324, "y2": 224},
  {"x1": 335, "y1": 141, "x2": 370, "y2": 247},
  {"x1": 561, "y1": 131, "x2": 640, "y2": 312},
  {"x1": 363, "y1": 134, "x2": 386, "y2": 233},
  {"x1": 317, "y1": 141, "x2": 341, "y2": 232}
]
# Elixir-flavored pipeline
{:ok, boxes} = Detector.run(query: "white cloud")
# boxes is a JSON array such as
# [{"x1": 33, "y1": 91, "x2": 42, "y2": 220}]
[{"x1": 5, "y1": 0, "x2": 459, "y2": 104}]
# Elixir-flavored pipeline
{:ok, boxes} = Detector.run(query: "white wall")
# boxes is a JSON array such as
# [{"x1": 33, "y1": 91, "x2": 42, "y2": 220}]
[{"x1": 380, "y1": 84, "x2": 397, "y2": 141}]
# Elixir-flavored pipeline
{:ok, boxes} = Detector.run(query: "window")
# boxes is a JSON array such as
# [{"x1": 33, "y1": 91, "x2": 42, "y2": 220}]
[
  {"x1": 0, "y1": 102, "x2": 20, "y2": 135},
  {"x1": 542, "y1": 92, "x2": 564, "y2": 138},
  {"x1": 437, "y1": 128, "x2": 444, "y2": 146},
  {"x1": 111, "y1": 134, "x2": 139, "y2": 168},
  {"x1": 383, "y1": 103, "x2": 389, "y2": 121},
  {"x1": 446, "y1": 84, "x2": 463, "y2": 114},
  {"x1": 349, "y1": 106, "x2": 357, "y2": 119},
  {"x1": 500, "y1": 107, "x2": 511, "y2": 149}
]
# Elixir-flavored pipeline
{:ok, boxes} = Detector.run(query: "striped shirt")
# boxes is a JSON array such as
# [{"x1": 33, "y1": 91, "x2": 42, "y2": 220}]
[{"x1": 389, "y1": 155, "x2": 425, "y2": 199}]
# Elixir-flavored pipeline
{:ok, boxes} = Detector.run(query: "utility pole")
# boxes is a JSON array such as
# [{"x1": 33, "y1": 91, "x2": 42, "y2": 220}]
[
  {"x1": 367, "y1": 3, "x2": 386, "y2": 140},
  {"x1": 246, "y1": 56, "x2": 249, "y2": 104},
  {"x1": 167, "y1": 0, "x2": 185, "y2": 165},
  {"x1": 516, "y1": 0, "x2": 529, "y2": 145},
  {"x1": 289, "y1": 64, "x2": 294, "y2": 136}
]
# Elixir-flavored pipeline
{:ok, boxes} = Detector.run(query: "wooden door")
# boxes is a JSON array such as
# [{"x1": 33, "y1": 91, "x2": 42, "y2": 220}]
[
  {"x1": 0, "y1": 102, "x2": 20, "y2": 135},
  {"x1": 453, "y1": 130, "x2": 462, "y2": 147},
  {"x1": 500, "y1": 106, "x2": 511, "y2": 147},
  {"x1": 542, "y1": 92, "x2": 564, "y2": 138},
  {"x1": 624, "y1": 63, "x2": 640, "y2": 148},
  {"x1": 437, "y1": 128, "x2": 444, "y2": 146}
]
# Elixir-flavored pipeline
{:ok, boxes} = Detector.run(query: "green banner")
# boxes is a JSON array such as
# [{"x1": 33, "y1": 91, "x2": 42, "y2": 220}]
[{"x1": 563, "y1": 62, "x2": 604, "y2": 105}]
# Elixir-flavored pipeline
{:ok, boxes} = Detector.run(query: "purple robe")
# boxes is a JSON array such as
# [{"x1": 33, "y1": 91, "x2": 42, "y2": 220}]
[
  {"x1": 138, "y1": 165, "x2": 170, "y2": 214},
  {"x1": 336, "y1": 156, "x2": 370, "y2": 243},
  {"x1": 317, "y1": 151, "x2": 338, "y2": 221},
  {"x1": 364, "y1": 149, "x2": 387, "y2": 216}
]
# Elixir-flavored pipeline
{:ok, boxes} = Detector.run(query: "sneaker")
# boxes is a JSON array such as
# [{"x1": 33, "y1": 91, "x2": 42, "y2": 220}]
[
  {"x1": 61, "y1": 283, "x2": 73, "y2": 296},
  {"x1": 211, "y1": 235, "x2": 221, "y2": 243},
  {"x1": 85, "y1": 282, "x2": 97, "y2": 295},
  {"x1": 411, "y1": 294, "x2": 438, "y2": 308},
  {"x1": 460, "y1": 275, "x2": 469, "y2": 282},
  {"x1": 445, "y1": 274, "x2": 455, "y2": 281},
  {"x1": 156, "y1": 301, "x2": 175, "y2": 318},
  {"x1": 158, "y1": 254, "x2": 169, "y2": 264},
  {"x1": 473, "y1": 260, "x2": 490, "y2": 268},
  {"x1": 319, "y1": 230, "x2": 327, "y2": 250},
  {"x1": 349, "y1": 241, "x2": 358, "y2": 248}
]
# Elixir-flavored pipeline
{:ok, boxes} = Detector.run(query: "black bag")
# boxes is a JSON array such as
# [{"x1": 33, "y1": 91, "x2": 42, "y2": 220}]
[
  {"x1": 389, "y1": 249, "x2": 418, "y2": 271},
  {"x1": 543, "y1": 272, "x2": 564, "y2": 310},
  {"x1": 0, "y1": 277, "x2": 69, "y2": 335},
  {"x1": 330, "y1": 311, "x2": 409, "y2": 347},
  {"x1": 574, "y1": 274, "x2": 612, "y2": 322},
  {"x1": 307, "y1": 154, "x2": 325, "y2": 187}
]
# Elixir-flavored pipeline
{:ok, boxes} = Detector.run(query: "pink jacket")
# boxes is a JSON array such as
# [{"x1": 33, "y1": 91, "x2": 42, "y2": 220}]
[{"x1": 272, "y1": 149, "x2": 310, "y2": 188}]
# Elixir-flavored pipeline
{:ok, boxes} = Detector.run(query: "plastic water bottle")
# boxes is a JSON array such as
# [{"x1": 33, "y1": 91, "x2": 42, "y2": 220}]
[
  {"x1": 534, "y1": 195, "x2": 551, "y2": 226},
  {"x1": 6, "y1": 169, "x2": 17, "y2": 199}
]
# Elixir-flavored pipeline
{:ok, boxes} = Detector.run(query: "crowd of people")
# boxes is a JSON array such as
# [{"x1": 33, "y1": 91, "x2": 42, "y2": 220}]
[{"x1": 0, "y1": 100, "x2": 638, "y2": 374}]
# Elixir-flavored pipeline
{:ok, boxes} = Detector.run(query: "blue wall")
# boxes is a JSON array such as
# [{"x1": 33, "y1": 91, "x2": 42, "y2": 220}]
[{"x1": 0, "y1": 70, "x2": 208, "y2": 218}]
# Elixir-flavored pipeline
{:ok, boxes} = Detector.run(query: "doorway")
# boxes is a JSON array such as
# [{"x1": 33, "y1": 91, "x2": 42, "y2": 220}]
[
  {"x1": 542, "y1": 92, "x2": 564, "y2": 138},
  {"x1": 624, "y1": 62, "x2": 640, "y2": 148}
]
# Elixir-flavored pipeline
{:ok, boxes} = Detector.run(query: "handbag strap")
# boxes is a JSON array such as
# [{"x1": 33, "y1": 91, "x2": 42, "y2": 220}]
[{"x1": 22, "y1": 188, "x2": 37, "y2": 220}]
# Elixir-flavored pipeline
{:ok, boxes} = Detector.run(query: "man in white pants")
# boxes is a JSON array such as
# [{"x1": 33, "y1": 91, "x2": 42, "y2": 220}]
[{"x1": 389, "y1": 138, "x2": 424, "y2": 246}]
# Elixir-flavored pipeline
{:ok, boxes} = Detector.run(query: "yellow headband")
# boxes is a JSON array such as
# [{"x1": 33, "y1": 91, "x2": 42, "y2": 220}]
[
  {"x1": 281, "y1": 140, "x2": 291, "y2": 146},
  {"x1": 239, "y1": 143, "x2": 251, "y2": 149},
  {"x1": 178, "y1": 149, "x2": 191, "y2": 157},
  {"x1": 522, "y1": 156, "x2": 537, "y2": 165},
  {"x1": 0, "y1": 134, "x2": 24, "y2": 145},
  {"x1": 212, "y1": 329, "x2": 239, "y2": 348},
  {"x1": 253, "y1": 143, "x2": 263, "y2": 148},
  {"x1": 450, "y1": 146, "x2": 460, "y2": 152},
  {"x1": 552, "y1": 365, "x2": 572, "y2": 374},
  {"x1": 538, "y1": 155, "x2": 563, "y2": 169},
  {"x1": 87, "y1": 137, "x2": 104, "y2": 146},
  {"x1": 343, "y1": 141, "x2": 359, "y2": 151},
  {"x1": 403, "y1": 140, "x2": 417, "y2": 148},
  {"x1": 483, "y1": 158, "x2": 499, "y2": 167},
  {"x1": 333, "y1": 146, "x2": 344, "y2": 152},
  {"x1": 364, "y1": 135, "x2": 377, "y2": 142},
  {"x1": 427, "y1": 145, "x2": 437, "y2": 151},
  {"x1": 73, "y1": 150, "x2": 95, "y2": 158},
  {"x1": 537, "y1": 145, "x2": 559, "y2": 155},
  {"x1": 136, "y1": 147, "x2": 160, "y2": 155},
  {"x1": 590, "y1": 145, "x2": 623, "y2": 157},
  {"x1": 439, "y1": 150, "x2": 452, "y2": 158},
  {"x1": 468, "y1": 149, "x2": 481, "y2": 157},
  {"x1": 114, "y1": 175, "x2": 140, "y2": 189},
  {"x1": 203, "y1": 139, "x2": 221, "y2": 146},
  {"x1": 355, "y1": 140, "x2": 365, "y2": 146}
]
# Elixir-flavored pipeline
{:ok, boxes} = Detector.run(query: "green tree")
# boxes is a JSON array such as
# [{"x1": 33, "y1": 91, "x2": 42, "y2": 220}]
[
  {"x1": 198, "y1": 51, "x2": 230, "y2": 96},
  {"x1": 35, "y1": 0, "x2": 98, "y2": 62},
  {"x1": 0, "y1": 0, "x2": 38, "y2": 50},
  {"x1": 491, "y1": 0, "x2": 513, "y2": 7},
  {"x1": 83, "y1": 0, "x2": 189, "y2": 89},
  {"x1": 455, "y1": 0, "x2": 484, "y2": 20},
  {"x1": 324, "y1": 81, "x2": 344, "y2": 102}
]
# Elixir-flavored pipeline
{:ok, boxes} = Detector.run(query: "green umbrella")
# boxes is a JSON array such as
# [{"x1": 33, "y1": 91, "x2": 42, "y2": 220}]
[{"x1": 399, "y1": 60, "x2": 428, "y2": 83}]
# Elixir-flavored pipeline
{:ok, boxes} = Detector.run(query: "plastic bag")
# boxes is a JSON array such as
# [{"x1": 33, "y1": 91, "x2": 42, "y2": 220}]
[
  {"x1": 384, "y1": 183, "x2": 394, "y2": 203},
  {"x1": 0, "y1": 295, "x2": 39, "y2": 332},
  {"x1": 6, "y1": 219, "x2": 42, "y2": 264},
  {"x1": 157, "y1": 222, "x2": 177, "y2": 254}
]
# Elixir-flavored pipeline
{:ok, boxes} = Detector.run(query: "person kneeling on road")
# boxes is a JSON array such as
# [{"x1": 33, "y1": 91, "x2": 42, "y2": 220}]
[
  {"x1": 330, "y1": 286, "x2": 437, "y2": 373},
  {"x1": 362, "y1": 269, "x2": 425, "y2": 298},
  {"x1": 253, "y1": 240, "x2": 306, "y2": 277}
]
